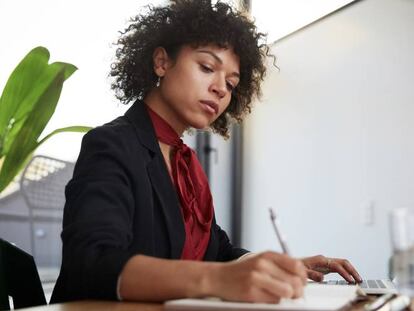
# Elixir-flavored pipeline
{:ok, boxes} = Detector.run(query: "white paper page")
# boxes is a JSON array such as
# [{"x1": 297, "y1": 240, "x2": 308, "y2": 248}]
[{"x1": 165, "y1": 283, "x2": 358, "y2": 311}]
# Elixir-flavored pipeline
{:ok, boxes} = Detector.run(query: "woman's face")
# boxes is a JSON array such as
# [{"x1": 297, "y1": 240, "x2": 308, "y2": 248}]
[{"x1": 152, "y1": 44, "x2": 240, "y2": 135}]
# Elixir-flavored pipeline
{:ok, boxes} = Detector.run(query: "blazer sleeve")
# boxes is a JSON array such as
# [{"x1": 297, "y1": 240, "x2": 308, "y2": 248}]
[
  {"x1": 214, "y1": 221, "x2": 249, "y2": 261},
  {"x1": 59, "y1": 125, "x2": 137, "y2": 300}
]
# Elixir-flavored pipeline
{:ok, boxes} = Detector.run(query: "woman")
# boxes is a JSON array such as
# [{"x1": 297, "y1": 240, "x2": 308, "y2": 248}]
[{"x1": 51, "y1": 0, "x2": 361, "y2": 304}]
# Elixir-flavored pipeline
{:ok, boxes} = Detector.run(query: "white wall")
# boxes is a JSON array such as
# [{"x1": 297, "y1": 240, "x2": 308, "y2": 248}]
[
  {"x1": 242, "y1": 0, "x2": 414, "y2": 278},
  {"x1": 251, "y1": 0, "x2": 354, "y2": 43}
]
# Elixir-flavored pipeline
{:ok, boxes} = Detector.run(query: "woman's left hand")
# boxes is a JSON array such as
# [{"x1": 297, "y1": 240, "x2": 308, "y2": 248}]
[{"x1": 301, "y1": 255, "x2": 362, "y2": 283}]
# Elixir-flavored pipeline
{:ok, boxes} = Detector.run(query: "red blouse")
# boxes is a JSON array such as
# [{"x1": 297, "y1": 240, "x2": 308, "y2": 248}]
[{"x1": 146, "y1": 105, "x2": 213, "y2": 260}]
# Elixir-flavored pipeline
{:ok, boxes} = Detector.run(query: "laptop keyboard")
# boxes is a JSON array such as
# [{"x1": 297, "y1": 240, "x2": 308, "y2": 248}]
[{"x1": 326, "y1": 279, "x2": 387, "y2": 289}]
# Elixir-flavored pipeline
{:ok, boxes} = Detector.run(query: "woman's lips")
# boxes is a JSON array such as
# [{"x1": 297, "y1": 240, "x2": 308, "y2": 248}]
[{"x1": 199, "y1": 100, "x2": 219, "y2": 115}]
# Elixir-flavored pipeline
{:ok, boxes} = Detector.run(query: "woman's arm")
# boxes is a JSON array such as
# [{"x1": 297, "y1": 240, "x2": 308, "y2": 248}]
[{"x1": 119, "y1": 251, "x2": 307, "y2": 303}]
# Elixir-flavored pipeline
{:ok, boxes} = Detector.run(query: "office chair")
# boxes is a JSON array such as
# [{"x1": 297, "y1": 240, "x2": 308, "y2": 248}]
[
  {"x1": 19, "y1": 155, "x2": 75, "y2": 260},
  {"x1": 0, "y1": 238, "x2": 46, "y2": 310}
]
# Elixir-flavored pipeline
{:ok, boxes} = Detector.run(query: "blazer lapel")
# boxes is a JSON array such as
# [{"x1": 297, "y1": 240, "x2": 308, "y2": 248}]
[
  {"x1": 125, "y1": 101, "x2": 185, "y2": 259},
  {"x1": 146, "y1": 159, "x2": 185, "y2": 259}
]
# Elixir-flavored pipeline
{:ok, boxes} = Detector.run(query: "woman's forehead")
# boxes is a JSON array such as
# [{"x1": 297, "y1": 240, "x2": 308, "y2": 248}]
[{"x1": 179, "y1": 44, "x2": 240, "y2": 70}]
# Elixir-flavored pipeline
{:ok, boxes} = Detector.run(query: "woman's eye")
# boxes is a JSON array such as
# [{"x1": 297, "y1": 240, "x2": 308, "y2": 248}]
[
  {"x1": 200, "y1": 64, "x2": 213, "y2": 73},
  {"x1": 226, "y1": 82, "x2": 235, "y2": 91}
]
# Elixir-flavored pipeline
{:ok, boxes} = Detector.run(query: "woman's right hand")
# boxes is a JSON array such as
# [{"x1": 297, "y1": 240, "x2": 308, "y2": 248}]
[{"x1": 208, "y1": 251, "x2": 307, "y2": 303}]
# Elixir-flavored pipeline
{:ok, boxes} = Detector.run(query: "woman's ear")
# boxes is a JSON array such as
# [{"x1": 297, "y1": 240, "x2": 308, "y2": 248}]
[{"x1": 153, "y1": 47, "x2": 170, "y2": 77}]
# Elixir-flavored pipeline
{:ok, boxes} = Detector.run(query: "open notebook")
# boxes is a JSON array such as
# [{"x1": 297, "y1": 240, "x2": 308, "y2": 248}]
[{"x1": 165, "y1": 283, "x2": 361, "y2": 311}]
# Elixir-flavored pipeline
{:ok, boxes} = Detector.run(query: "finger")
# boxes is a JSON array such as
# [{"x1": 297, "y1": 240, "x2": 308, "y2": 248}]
[
  {"x1": 243, "y1": 285, "x2": 282, "y2": 303},
  {"x1": 252, "y1": 255, "x2": 305, "y2": 297},
  {"x1": 306, "y1": 269, "x2": 324, "y2": 282},
  {"x1": 270, "y1": 278, "x2": 304, "y2": 299},
  {"x1": 342, "y1": 260, "x2": 363, "y2": 283},
  {"x1": 253, "y1": 271, "x2": 300, "y2": 300},
  {"x1": 271, "y1": 266, "x2": 305, "y2": 298},
  {"x1": 329, "y1": 261, "x2": 355, "y2": 283},
  {"x1": 269, "y1": 253, "x2": 307, "y2": 283}
]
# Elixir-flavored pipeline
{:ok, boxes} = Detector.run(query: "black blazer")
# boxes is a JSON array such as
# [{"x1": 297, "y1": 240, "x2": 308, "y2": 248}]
[{"x1": 51, "y1": 101, "x2": 248, "y2": 303}]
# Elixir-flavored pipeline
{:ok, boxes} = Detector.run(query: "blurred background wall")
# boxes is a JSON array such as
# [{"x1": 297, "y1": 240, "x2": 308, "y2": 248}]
[{"x1": 242, "y1": 0, "x2": 414, "y2": 278}]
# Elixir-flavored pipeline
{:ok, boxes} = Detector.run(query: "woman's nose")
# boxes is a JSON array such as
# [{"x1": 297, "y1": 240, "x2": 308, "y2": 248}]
[{"x1": 210, "y1": 78, "x2": 227, "y2": 99}]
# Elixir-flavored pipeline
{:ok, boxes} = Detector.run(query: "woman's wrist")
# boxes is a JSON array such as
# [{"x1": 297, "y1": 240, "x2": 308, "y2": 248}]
[{"x1": 189, "y1": 261, "x2": 222, "y2": 298}]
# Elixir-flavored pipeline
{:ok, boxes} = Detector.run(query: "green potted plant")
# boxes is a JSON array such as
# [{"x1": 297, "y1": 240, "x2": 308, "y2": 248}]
[{"x1": 0, "y1": 46, "x2": 92, "y2": 193}]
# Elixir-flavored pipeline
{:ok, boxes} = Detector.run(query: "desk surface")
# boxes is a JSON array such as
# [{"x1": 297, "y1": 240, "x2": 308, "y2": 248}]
[
  {"x1": 18, "y1": 301, "x2": 163, "y2": 311},
  {"x1": 19, "y1": 298, "x2": 412, "y2": 311}
]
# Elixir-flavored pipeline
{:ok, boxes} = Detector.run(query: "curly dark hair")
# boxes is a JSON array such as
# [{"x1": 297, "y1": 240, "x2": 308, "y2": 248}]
[{"x1": 110, "y1": 0, "x2": 271, "y2": 138}]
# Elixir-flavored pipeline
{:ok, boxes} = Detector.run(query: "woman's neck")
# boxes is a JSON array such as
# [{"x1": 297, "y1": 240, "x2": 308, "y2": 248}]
[{"x1": 145, "y1": 89, "x2": 187, "y2": 136}]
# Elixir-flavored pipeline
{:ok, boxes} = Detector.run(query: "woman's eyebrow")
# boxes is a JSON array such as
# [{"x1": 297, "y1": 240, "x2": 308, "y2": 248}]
[{"x1": 197, "y1": 50, "x2": 240, "y2": 78}]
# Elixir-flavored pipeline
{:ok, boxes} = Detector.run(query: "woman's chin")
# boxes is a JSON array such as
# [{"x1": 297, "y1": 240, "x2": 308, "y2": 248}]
[{"x1": 188, "y1": 118, "x2": 212, "y2": 131}]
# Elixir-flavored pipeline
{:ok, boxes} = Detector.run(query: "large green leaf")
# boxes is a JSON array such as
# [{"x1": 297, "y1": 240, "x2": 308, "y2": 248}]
[
  {"x1": 1, "y1": 60, "x2": 77, "y2": 157},
  {"x1": 0, "y1": 47, "x2": 51, "y2": 155},
  {"x1": 0, "y1": 47, "x2": 92, "y2": 193}
]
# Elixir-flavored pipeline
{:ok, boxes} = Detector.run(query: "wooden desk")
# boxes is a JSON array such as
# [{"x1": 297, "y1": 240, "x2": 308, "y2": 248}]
[
  {"x1": 17, "y1": 301, "x2": 163, "y2": 311},
  {"x1": 17, "y1": 297, "x2": 412, "y2": 311}
]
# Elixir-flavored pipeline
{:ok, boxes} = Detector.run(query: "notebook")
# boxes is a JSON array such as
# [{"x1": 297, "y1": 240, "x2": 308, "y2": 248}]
[
  {"x1": 323, "y1": 279, "x2": 398, "y2": 295},
  {"x1": 164, "y1": 283, "x2": 360, "y2": 311}
]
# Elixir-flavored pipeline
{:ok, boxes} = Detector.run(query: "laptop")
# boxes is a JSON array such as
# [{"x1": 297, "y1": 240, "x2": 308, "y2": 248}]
[{"x1": 322, "y1": 279, "x2": 398, "y2": 295}]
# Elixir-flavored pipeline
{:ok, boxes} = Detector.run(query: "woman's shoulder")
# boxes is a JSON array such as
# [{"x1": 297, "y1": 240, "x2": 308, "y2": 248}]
[
  {"x1": 90, "y1": 115, "x2": 133, "y2": 136},
  {"x1": 79, "y1": 103, "x2": 158, "y2": 162},
  {"x1": 85, "y1": 102, "x2": 155, "y2": 144},
  {"x1": 83, "y1": 115, "x2": 137, "y2": 144},
  {"x1": 80, "y1": 115, "x2": 147, "y2": 156}
]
